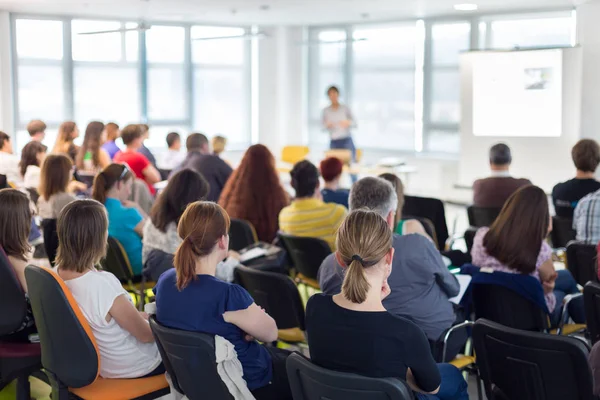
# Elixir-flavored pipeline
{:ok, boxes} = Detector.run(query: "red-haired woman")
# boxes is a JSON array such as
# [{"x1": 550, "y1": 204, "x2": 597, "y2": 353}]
[
  {"x1": 320, "y1": 157, "x2": 349, "y2": 209},
  {"x1": 218, "y1": 144, "x2": 289, "y2": 243}
]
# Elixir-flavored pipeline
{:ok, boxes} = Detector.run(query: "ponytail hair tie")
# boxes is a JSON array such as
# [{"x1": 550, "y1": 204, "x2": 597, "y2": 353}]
[{"x1": 351, "y1": 255, "x2": 364, "y2": 265}]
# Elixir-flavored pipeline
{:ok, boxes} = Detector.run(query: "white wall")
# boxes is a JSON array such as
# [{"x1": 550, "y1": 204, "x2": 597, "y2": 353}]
[
  {"x1": 578, "y1": 1, "x2": 600, "y2": 143},
  {"x1": 0, "y1": 11, "x2": 13, "y2": 133}
]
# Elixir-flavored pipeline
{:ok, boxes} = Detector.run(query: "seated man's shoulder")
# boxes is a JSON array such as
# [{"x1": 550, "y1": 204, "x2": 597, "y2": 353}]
[{"x1": 394, "y1": 232, "x2": 435, "y2": 250}]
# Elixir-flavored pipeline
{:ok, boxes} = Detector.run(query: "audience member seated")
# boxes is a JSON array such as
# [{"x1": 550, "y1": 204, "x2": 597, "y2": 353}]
[
  {"x1": 319, "y1": 157, "x2": 349, "y2": 209},
  {"x1": 318, "y1": 177, "x2": 463, "y2": 360},
  {"x1": 20, "y1": 141, "x2": 47, "y2": 190},
  {"x1": 219, "y1": 144, "x2": 289, "y2": 243},
  {"x1": 93, "y1": 164, "x2": 147, "y2": 276},
  {"x1": 157, "y1": 131, "x2": 185, "y2": 171},
  {"x1": 114, "y1": 124, "x2": 161, "y2": 196},
  {"x1": 37, "y1": 154, "x2": 78, "y2": 220},
  {"x1": 26, "y1": 119, "x2": 46, "y2": 143},
  {"x1": 473, "y1": 143, "x2": 531, "y2": 208},
  {"x1": 155, "y1": 202, "x2": 292, "y2": 399},
  {"x1": 172, "y1": 133, "x2": 233, "y2": 202},
  {"x1": 102, "y1": 122, "x2": 121, "y2": 160},
  {"x1": 307, "y1": 209, "x2": 468, "y2": 400},
  {"x1": 52, "y1": 121, "x2": 80, "y2": 162},
  {"x1": 142, "y1": 169, "x2": 238, "y2": 282},
  {"x1": 0, "y1": 131, "x2": 20, "y2": 185},
  {"x1": 553, "y1": 139, "x2": 600, "y2": 219},
  {"x1": 76, "y1": 121, "x2": 111, "y2": 175},
  {"x1": 0, "y1": 189, "x2": 37, "y2": 341},
  {"x1": 279, "y1": 160, "x2": 347, "y2": 251},
  {"x1": 55, "y1": 199, "x2": 164, "y2": 378},
  {"x1": 138, "y1": 124, "x2": 157, "y2": 168},
  {"x1": 574, "y1": 187, "x2": 600, "y2": 244},
  {"x1": 471, "y1": 185, "x2": 584, "y2": 326},
  {"x1": 212, "y1": 135, "x2": 227, "y2": 157}
]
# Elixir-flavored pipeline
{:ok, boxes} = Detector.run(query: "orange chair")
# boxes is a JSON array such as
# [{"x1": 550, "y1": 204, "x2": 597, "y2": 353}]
[{"x1": 24, "y1": 265, "x2": 169, "y2": 400}]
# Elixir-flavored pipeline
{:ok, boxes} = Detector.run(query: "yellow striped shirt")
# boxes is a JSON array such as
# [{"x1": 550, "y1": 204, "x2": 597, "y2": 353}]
[{"x1": 279, "y1": 198, "x2": 348, "y2": 251}]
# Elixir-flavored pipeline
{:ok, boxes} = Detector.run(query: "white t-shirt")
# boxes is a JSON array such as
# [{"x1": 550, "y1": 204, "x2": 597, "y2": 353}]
[
  {"x1": 157, "y1": 149, "x2": 185, "y2": 171},
  {"x1": 63, "y1": 269, "x2": 162, "y2": 379},
  {"x1": 23, "y1": 165, "x2": 41, "y2": 189},
  {"x1": 0, "y1": 151, "x2": 21, "y2": 185}
]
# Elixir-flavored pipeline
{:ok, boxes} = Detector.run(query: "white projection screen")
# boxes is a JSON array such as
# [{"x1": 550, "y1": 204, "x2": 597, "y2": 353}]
[{"x1": 472, "y1": 49, "x2": 563, "y2": 137}]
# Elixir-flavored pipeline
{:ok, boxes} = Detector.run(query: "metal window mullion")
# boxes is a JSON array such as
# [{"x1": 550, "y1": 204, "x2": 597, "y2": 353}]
[
  {"x1": 10, "y1": 15, "x2": 20, "y2": 139},
  {"x1": 344, "y1": 26, "x2": 353, "y2": 105},
  {"x1": 139, "y1": 28, "x2": 148, "y2": 122},
  {"x1": 421, "y1": 21, "x2": 433, "y2": 152},
  {"x1": 184, "y1": 25, "x2": 193, "y2": 130},
  {"x1": 63, "y1": 18, "x2": 74, "y2": 121}
]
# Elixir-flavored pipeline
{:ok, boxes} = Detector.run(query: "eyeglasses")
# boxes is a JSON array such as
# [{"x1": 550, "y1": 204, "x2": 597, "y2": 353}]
[{"x1": 118, "y1": 164, "x2": 132, "y2": 181}]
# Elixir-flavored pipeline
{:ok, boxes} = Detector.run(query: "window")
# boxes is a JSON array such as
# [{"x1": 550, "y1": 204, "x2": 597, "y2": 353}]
[{"x1": 16, "y1": 19, "x2": 63, "y2": 60}]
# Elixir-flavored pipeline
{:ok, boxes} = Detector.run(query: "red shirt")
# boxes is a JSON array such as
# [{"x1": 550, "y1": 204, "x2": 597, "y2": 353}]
[{"x1": 114, "y1": 150, "x2": 156, "y2": 195}]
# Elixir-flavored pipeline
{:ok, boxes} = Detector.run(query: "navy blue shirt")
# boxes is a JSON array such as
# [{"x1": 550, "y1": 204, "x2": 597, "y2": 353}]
[
  {"x1": 321, "y1": 188, "x2": 349, "y2": 209},
  {"x1": 154, "y1": 269, "x2": 272, "y2": 390}
]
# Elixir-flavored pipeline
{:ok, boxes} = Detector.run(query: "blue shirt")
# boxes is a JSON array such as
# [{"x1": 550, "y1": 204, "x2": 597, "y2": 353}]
[
  {"x1": 321, "y1": 188, "x2": 349, "y2": 209},
  {"x1": 102, "y1": 141, "x2": 121, "y2": 160},
  {"x1": 104, "y1": 198, "x2": 144, "y2": 275},
  {"x1": 154, "y1": 269, "x2": 272, "y2": 390}
]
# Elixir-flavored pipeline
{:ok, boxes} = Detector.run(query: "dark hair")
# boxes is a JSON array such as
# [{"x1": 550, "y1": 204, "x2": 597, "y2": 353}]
[
  {"x1": 121, "y1": 124, "x2": 143, "y2": 145},
  {"x1": 572, "y1": 139, "x2": 600, "y2": 173},
  {"x1": 174, "y1": 202, "x2": 231, "y2": 290},
  {"x1": 105, "y1": 122, "x2": 120, "y2": 141},
  {"x1": 489, "y1": 143, "x2": 512, "y2": 166},
  {"x1": 186, "y1": 133, "x2": 208, "y2": 151},
  {"x1": 150, "y1": 169, "x2": 210, "y2": 233},
  {"x1": 76, "y1": 121, "x2": 105, "y2": 170},
  {"x1": 378, "y1": 173, "x2": 404, "y2": 227},
  {"x1": 39, "y1": 154, "x2": 73, "y2": 201},
  {"x1": 327, "y1": 86, "x2": 340, "y2": 95},
  {"x1": 27, "y1": 120, "x2": 46, "y2": 137},
  {"x1": 92, "y1": 164, "x2": 134, "y2": 204},
  {"x1": 483, "y1": 185, "x2": 548, "y2": 274},
  {"x1": 320, "y1": 157, "x2": 343, "y2": 182},
  {"x1": 290, "y1": 160, "x2": 319, "y2": 198},
  {"x1": 56, "y1": 199, "x2": 108, "y2": 273},
  {"x1": 19, "y1": 141, "x2": 47, "y2": 177},
  {"x1": 166, "y1": 132, "x2": 181, "y2": 148},
  {"x1": 0, "y1": 189, "x2": 32, "y2": 261},
  {"x1": 0, "y1": 131, "x2": 9, "y2": 150},
  {"x1": 219, "y1": 144, "x2": 289, "y2": 242}
]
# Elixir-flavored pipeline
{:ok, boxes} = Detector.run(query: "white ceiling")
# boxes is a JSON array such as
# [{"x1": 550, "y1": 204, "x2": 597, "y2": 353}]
[{"x1": 0, "y1": 0, "x2": 580, "y2": 25}]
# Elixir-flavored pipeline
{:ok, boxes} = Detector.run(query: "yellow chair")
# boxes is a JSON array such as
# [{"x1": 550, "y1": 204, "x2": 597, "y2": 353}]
[
  {"x1": 281, "y1": 146, "x2": 310, "y2": 165},
  {"x1": 324, "y1": 148, "x2": 363, "y2": 164}
]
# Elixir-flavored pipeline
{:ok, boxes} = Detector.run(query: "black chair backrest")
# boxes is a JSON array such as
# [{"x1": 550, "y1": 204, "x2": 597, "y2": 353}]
[
  {"x1": 286, "y1": 353, "x2": 414, "y2": 400},
  {"x1": 467, "y1": 205, "x2": 502, "y2": 228},
  {"x1": 41, "y1": 219, "x2": 58, "y2": 267},
  {"x1": 403, "y1": 195, "x2": 448, "y2": 250},
  {"x1": 0, "y1": 174, "x2": 7, "y2": 189},
  {"x1": 0, "y1": 248, "x2": 28, "y2": 335},
  {"x1": 472, "y1": 282, "x2": 549, "y2": 332},
  {"x1": 277, "y1": 234, "x2": 331, "y2": 281},
  {"x1": 158, "y1": 169, "x2": 171, "y2": 181},
  {"x1": 403, "y1": 215, "x2": 438, "y2": 248},
  {"x1": 473, "y1": 319, "x2": 594, "y2": 400},
  {"x1": 25, "y1": 265, "x2": 98, "y2": 388},
  {"x1": 551, "y1": 216, "x2": 576, "y2": 248},
  {"x1": 566, "y1": 241, "x2": 598, "y2": 286},
  {"x1": 149, "y1": 316, "x2": 232, "y2": 400},
  {"x1": 584, "y1": 282, "x2": 600, "y2": 345},
  {"x1": 234, "y1": 266, "x2": 305, "y2": 331},
  {"x1": 464, "y1": 227, "x2": 477, "y2": 253},
  {"x1": 101, "y1": 237, "x2": 134, "y2": 282},
  {"x1": 229, "y1": 219, "x2": 257, "y2": 252}
]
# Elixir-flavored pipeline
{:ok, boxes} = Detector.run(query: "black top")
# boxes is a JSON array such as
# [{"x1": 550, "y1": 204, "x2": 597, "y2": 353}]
[
  {"x1": 305, "y1": 294, "x2": 441, "y2": 393},
  {"x1": 552, "y1": 178, "x2": 600, "y2": 218},
  {"x1": 173, "y1": 151, "x2": 233, "y2": 202}
]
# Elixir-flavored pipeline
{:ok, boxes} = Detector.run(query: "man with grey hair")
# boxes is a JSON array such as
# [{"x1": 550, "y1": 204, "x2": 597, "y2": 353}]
[{"x1": 317, "y1": 176, "x2": 463, "y2": 360}]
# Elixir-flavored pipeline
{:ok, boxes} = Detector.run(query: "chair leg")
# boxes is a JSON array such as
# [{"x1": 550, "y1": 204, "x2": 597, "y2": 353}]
[
  {"x1": 475, "y1": 371, "x2": 483, "y2": 400},
  {"x1": 48, "y1": 372, "x2": 70, "y2": 400},
  {"x1": 15, "y1": 374, "x2": 31, "y2": 400}
]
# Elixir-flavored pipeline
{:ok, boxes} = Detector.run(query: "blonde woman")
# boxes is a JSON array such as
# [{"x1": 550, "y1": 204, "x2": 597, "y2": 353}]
[{"x1": 52, "y1": 121, "x2": 80, "y2": 162}]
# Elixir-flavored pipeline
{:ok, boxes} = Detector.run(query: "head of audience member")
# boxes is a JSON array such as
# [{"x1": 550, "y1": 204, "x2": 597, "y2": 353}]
[
  {"x1": 0, "y1": 131, "x2": 13, "y2": 154},
  {"x1": 55, "y1": 199, "x2": 108, "y2": 273},
  {"x1": 92, "y1": 163, "x2": 134, "y2": 204},
  {"x1": 327, "y1": 85, "x2": 340, "y2": 106},
  {"x1": 39, "y1": 154, "x2": 73, "y2": 201},
  {"x1": 53, "y1": 121, "x2": 79, "y2": 154},
  {"x1": 26, "y1": 120, "x2": 46, "y2": 142},
  {"x1": 174, "y1": 201, "x2": 230, "y2": 290},
  {"x1": 120, "y1": 124, "x2": 144, "y2": 150},
  {"x1": 76, "y1": 121, "x2": 106, "y2": 170},
  {"x1": 349, "y1": 177, "x2": 398, "y2": 229},
  {"x1": 0, "y1": 189, "x2": 32, "y2": 261},
  {"x1": 571, "y1": 139, "x2": 600, "y2": 178},
  {"x1": 335, "y1": 209, "x2": 394, "y2": 304},
  {"x1": 186, "y1": 133, "x2": 210, "y2": 155},
  {"x1": 105, "y1": 122, "x2": 120, "y2": 142},
  {"x1": 320, "y1": 157, "x2": 344, "y2": 190},
  {"x1": 166, "y1": 132, "x2": 181, "y2": 151},
  {"x1": 290, "y1": 160, "x2": 320, "y2": 200},
  {"x1": 150, "y1": 169, "x2": 210, "y2": 233},
  {"x1": 19, "y1": 141, "x2": 47, "y2": 178},
  {"x1": 489, "y1": 143, "x2": 512, "y2": 172},
  {"x1": 483, "y1": 185, "x2": 549, "y2": 275},
  {"x1": 212, "y1": 136, "x2": 227, "y2": 156},
  {"x1": 139, "y1": 124, "x2": 150, "y2": 141},
  {"x1": 378, "y1": 173, "x2": 405, "y2": 228}
]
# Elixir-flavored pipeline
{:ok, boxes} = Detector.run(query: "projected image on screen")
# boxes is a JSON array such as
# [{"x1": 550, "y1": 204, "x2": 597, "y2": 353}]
[{"x1": 473, "y1": 49, "x2": 563, "y2": 137}]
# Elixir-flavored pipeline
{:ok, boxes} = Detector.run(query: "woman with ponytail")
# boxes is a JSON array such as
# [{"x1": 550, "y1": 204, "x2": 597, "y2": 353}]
[
  {"x1": 93, "y1": 163, "x2": 147, "y2": 275},
  {"x1": 306, "y1": 209, "x2": 469, "y2": 400},
  {"x1": 154, "y1": 202, "x2": 293, "y2": 399}
]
